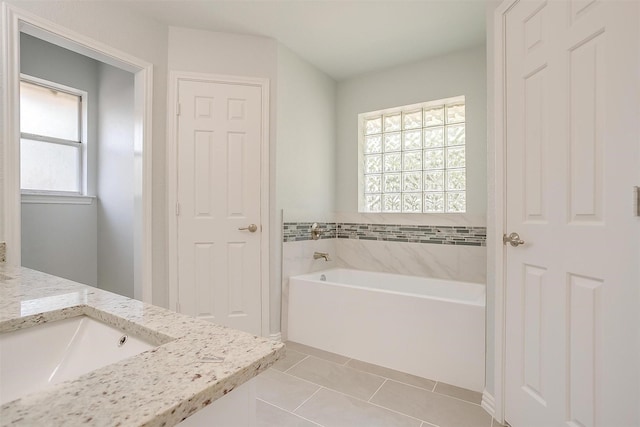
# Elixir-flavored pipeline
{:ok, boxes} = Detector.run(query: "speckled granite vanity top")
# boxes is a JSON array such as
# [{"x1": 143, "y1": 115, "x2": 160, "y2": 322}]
[{"x1": 0, "y1": 265, "x2": 284, "y2": 426}]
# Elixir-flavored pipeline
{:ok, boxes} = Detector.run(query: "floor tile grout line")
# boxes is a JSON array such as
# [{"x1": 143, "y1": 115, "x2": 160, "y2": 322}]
[
  {"x1": 288, "y1": 342, "x2": 478, "y2": 399},
  {"x1": 256, "y1": 398, "x2": 324, "y2": 427},
  {"x1": 284, "y1": 344, "x2": 483, "y2": 411},
  {"x1": 300, "y1": 380, "x2": 428, "y2": 426},
  {"x1": 285, "y1": 342, "x2": 350, "y2": 365},
  {"x1": 282, "y1": 354, "x2": 310, "y2": 374},
  {"x1": 367, "y1": 378, "x2": 388, "y2": 403},
  {"x1": 263, "y1": 368, "x2": 452, "y2": 427},
  {"x1": 336, "y1": 360, "x2": 439, "y2": 393},
  {"x1": 291, "y1": 386, "x2": 324, "y2": 413},
  {"x1": 276, "y1": 366, "x2": 332, "y2": 389},
  {"x1": 286, "y1": 354, "x2": 390, "y2": 382},
  {"x1": 386, "y1": 378, "x2": 484, "y2": 408},
  {"x1": 431, "y1": 389, "x2": 484, "y2": 407},
  {"x1": 344, "y1": 390, "x2": 430, "y2": 425},
  {"x1": 282, "y1": 354, "x2": 478, "y2": 408}
]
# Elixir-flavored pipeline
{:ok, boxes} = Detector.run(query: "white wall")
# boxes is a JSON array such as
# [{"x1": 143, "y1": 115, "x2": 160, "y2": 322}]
[
  {"x1": 336, "y1": 44, "x2": 487, "y2": 219},
  {"x1": 1, "y1": 0, "x2": 170, "y2": 307},
  {"x1": 276, "y1": 44, "x2": 337, "y2": 339},
  {"x1": 97, "y1": 63, "x2": 135, "y2": 298},
  {"x1": 19, "y1": 33, "x2": 99, "y2": 286}
]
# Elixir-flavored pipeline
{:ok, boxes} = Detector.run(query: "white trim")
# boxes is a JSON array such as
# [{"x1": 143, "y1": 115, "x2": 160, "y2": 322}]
[
  {"x1": 491, "y1": 0, "x2": 519, "y2": 425},
  {"x1": 269, "y1": 332, "x2": 282, "y2": 343},
  {"x1": 167, "y1": 71, "x2": 271, "y2": 338},
  {"x1": 167, "y1": 72, "x2": 179, "y2": 313},
  {"x1": 21, "y1": 193, "x2": 95, "y2": 205},
  {"x1": 1, "y1": 3, "x2": 153, "y2": 304},
  {"x1": 259, "y1": 77, "x2": 271, "y2": 340},
  {"x1": 481, "y1": 389, "x2": 496, "y2": 419},
  {"x1": 2, "y1": 2, "x2": 22, "y2": 267}
]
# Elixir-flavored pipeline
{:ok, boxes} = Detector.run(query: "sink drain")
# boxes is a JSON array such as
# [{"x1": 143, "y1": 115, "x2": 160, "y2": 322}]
[{"x1": 118, "y1": 335, "x2": 128, "y2": 347}]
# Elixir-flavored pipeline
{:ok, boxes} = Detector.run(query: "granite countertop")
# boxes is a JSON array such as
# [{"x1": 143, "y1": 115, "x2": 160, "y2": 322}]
[{"x1": 0, "y1": 264, "x2": 284, "y2": 426}]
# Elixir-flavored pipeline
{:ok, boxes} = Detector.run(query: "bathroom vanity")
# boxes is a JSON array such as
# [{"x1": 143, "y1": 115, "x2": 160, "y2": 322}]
[{"x1": 0, "y1": 265, "x2": 284, "y2": 426}]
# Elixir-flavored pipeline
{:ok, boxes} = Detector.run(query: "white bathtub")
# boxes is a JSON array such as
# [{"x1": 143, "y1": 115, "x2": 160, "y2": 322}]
[{"x1": 287, "y1": 268, "x2": 485, "y2": 392}]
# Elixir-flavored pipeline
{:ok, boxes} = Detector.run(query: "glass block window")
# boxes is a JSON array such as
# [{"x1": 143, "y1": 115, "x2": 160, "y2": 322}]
[
  {"x1": 20, "y1": 77, "x2": 84, "y2": 194},
  {"x1": 361, "y1": 97, "x2": 466, "y2": 213}
]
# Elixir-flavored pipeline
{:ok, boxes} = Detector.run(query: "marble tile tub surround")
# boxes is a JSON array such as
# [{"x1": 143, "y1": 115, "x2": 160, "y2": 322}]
[
  {"x1": 338, "y1": 238, "x2": 486, "y2": 284},
  {"x1": 281, "y1": 238, "x2": 337, "y2": 341},
  {"x1": 0, "y1": 265, "x2": 284, "y2": 427}
]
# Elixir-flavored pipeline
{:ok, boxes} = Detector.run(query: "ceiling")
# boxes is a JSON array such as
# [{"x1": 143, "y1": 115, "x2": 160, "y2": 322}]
[{"x1": 124, "y1": 0, "x2": 486, "y2": 81}]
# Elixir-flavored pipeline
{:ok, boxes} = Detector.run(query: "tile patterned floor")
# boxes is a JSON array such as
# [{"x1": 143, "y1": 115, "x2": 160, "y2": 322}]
[{"x1": 256, "y1": 341, "x2": 504, "y2": 427}]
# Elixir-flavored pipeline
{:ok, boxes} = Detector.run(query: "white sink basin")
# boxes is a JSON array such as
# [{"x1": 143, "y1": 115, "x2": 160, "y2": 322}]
[{"x1": 0, "y1": 315, "x2": 156, "y2": 405}]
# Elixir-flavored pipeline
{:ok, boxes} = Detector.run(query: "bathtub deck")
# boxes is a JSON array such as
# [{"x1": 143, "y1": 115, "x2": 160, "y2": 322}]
[{"x1": 255, "y1": 341, "x2": 504, "y2": 427}]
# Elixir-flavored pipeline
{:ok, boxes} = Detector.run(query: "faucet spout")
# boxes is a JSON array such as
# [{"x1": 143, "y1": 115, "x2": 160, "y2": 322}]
[{"x1": 313, "y1": 252, "x2": 331, "y2": 262}]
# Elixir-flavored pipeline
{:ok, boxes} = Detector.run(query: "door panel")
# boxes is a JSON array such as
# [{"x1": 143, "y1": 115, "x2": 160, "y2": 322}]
[
  {"x1": 504, "y1": 1, "x2": 639, "y2": 426},
  {"x1": 568, "y1": 32, "x2": 604, "y2": 223},
  {"x1": 177, "y1": 79, "x2": 263, "y2": 336}
]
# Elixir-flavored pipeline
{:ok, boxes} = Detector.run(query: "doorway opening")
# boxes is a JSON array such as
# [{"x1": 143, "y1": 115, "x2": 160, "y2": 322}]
[{"x1": 1, "y1": 4, "x2": 153, "y2": 302}]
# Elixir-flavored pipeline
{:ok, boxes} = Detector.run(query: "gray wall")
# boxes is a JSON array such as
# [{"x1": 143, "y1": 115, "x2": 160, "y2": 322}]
[
  {"x1": 335, "y1": 44, "x2": 487, "y2": 220},
  {"x1": 20, "y1": 33, "x2": 99, "y2": 286},
  {"x1": 276, "y1": 44, "x2": 336, "y2": 220},
  {"x1": 97, "y1": 63, "x2": 135, "y2": 298},
  {"x1": 21, "y1": 202, "x2": 98, "y2": 285}
]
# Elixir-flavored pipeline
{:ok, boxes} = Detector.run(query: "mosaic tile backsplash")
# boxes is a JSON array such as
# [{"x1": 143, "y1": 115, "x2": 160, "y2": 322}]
[
  {"x1": 283, "y1": 222, "x2": 486, "y2": 246},
  {"x1": 283, "y1": 222, "x2": 337, "y2": 242}
]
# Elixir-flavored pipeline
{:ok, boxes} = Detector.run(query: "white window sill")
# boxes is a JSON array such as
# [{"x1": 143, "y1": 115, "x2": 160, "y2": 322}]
[{"x1": 21, "y1": 193, "x2": 95, "y2": 205}]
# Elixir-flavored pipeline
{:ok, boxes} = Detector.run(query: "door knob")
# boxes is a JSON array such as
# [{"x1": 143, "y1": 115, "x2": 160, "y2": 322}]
[
  {"x1": 238, "y1": 224, "x2": 258, "y2": 233},
  {"x1": 503, "y1": 232, "x2": 525, "y2": 247}
]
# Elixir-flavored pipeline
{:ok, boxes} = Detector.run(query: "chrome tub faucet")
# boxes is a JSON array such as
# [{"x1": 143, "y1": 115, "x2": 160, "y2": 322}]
[{"x1": 313, "y1": 252, "x2": 331, "y2": 261}]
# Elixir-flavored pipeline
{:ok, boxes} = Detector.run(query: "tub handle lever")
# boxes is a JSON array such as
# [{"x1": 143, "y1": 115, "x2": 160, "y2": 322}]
[{"x1": 311, "y1": 223, "x2": 323, "y2": 240}]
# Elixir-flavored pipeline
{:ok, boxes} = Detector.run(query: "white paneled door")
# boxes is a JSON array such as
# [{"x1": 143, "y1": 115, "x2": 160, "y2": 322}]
[
  {"x1": 176, "y1": 78, "x2": 264, "y2": 336},
  {"x1": 504, "y1": 1, "x2": 639, "y2": 426}
]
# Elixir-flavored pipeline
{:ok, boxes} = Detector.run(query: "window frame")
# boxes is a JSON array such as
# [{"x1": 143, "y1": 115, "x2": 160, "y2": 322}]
[
  {"x1": 358, "y1": 95, "x2": 466, "y2": 214},
  {"x1": 19, "y1": 73, "x2": 88, "y2": 196}
]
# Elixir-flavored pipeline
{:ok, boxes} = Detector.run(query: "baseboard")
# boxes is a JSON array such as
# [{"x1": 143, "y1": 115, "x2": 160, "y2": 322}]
[
  {"x1": 269, "y1": 332, "x2": 282, "y2": 342},
  {"x1": 481, "y1": 389, "x2": 496, "y2": 418}
]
